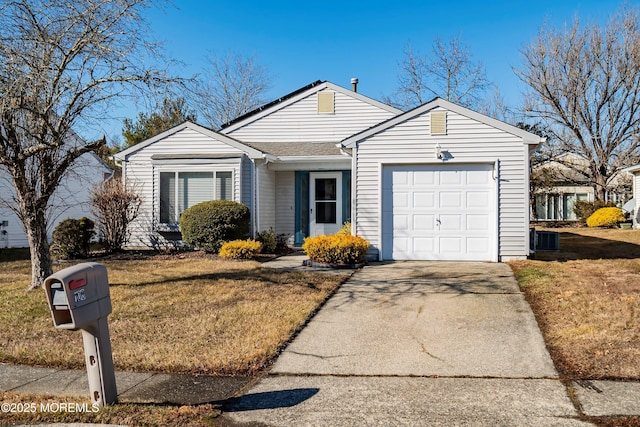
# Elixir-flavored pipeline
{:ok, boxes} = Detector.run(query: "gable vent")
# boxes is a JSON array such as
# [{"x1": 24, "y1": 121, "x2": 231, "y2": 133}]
[
  {"x1": 430, "y1": 111, "x2": 447, "y2": 135},
  {"x1": 318, "y1": 91, "x2": 335, "y2": 114}
]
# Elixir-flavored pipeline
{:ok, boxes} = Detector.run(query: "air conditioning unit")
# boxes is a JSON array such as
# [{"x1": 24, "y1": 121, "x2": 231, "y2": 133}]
[{"x1": 535, "y1": 231, "x2": 560, "y2": 251}]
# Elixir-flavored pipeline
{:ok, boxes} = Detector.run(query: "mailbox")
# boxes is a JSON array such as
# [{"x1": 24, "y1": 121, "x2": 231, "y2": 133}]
[
  {"x1": 44, "y1": 262, "x2": 117, "y2": 405},
  {"x1": 44, "y1": 262, "x2": 112, "y2": 330}
]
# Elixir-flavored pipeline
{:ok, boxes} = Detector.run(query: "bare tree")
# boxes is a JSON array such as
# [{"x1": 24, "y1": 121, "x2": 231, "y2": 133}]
[
  {"x1": 0, "y1": 0, "x2": 181, "y2": 289},
  {"x1": 386, "y1": 37, "x2": 492, "y2": 110},
  {"x1": 516, "y1": 6, "x2": 640, "y2": 201},
  {"x1": 193, "y1": 53, "x2": 273, "y2": 129}
]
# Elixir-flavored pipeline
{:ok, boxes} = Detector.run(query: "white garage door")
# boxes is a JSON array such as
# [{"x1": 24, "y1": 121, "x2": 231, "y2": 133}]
[{"x1": 382, "y1": 164, "x2": 496, "y2": 261}]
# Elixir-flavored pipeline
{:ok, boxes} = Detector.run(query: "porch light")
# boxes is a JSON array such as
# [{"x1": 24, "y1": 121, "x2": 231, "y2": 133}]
[{"x1": 435, "y1": 142, "x2": 443, "y2": 160}]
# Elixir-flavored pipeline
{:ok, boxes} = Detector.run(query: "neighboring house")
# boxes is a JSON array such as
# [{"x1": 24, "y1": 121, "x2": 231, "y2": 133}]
[
  {"x1": 623, "y1": 164, "x2": 640, "y2": 228},
  {"x1": 532, "y1": 153, "x2": 632, "y2": 221},
  {"x1": 114, "y1": 80, "x2": 544, "y2": 261},
  {"x1": 0, "y1": 151, "x2": 113, "y2": 248}
]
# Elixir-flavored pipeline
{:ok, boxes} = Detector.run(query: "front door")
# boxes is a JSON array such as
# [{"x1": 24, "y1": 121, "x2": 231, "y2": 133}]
[{"x1": 310, "y1": 172, "x2": 342, "y2": 236}]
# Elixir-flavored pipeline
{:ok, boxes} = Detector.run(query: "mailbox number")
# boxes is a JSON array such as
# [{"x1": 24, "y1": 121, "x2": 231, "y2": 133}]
[{"x1": 73, "y1": 289, "x2": 86, "y2": 303}]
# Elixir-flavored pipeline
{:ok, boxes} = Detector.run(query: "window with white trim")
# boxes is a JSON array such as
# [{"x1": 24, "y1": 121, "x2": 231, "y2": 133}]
[{"x1": 159, "y1": 170, "x2": 233, "y2": 224}]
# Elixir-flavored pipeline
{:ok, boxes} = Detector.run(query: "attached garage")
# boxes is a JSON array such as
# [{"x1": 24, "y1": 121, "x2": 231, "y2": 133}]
[
  {"x1": 341, "y1": 98, "x2": 544, "y2": 262},
  {"x1": 381, "y1": 163, "x2": 496, "y2": 261}
]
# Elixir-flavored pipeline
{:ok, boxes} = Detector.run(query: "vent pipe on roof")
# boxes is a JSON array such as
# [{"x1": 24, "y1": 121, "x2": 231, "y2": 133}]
[{"x1": 351, "y1": 77, "x2": 359, "y2": 92}]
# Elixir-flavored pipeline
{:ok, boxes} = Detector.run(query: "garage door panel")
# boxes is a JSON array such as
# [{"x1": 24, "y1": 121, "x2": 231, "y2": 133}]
[
  {"x1": 439, "y1": 214, "x2": 461, "y2": 230},
  {"x1": 382, "y1": 163, "x2": 496, "y2": 261},
  {"x1": 440, "y1": 170, "x2": 462, "y2": 185},
  {"x1": 439, "y1": 192, "x2": 462, "y2": 208},
  {"x1": 467, "y1": 214, "x2": 489, "y2": 231},
  {"x1": 413, "y1": 214, "x2": 435, "y2": 230},
  {"x1": 467, "y1": 191, "x2": 491, "y2": 208},
  {"x1": 413, "y1": 192, "x2": 435, "y2": 208}
]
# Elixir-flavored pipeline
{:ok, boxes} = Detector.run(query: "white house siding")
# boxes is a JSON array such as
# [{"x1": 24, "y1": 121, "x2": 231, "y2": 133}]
[
  {"x1": 255, "y1": 161, "x2": 276, "y2": 233},
  {"x1": 634, "y1": 174, "x2": 640, "y2": 227},
  {"x1": 354, "y1": 107, "x2": 529, "y2": 261},
  {"x1": 274, "y1": 171, "x2": 295, "y2": 239},
  {"x1": 122, "y1": 127, "x2": 247, "y2": 248},
  {"x1": 223, "y1": 89, "x2": 396, "y2": 143},
  {"x1": 0, "y1": 153, "x2": 111, "y2": 248}
]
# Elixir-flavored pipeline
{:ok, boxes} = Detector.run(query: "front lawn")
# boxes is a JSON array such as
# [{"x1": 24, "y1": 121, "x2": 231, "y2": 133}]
[
  {"x1": 509, "y1": 228, "x2": 640, "y2": 380},
  {"x1": 0, "y1": 252, "x2": 349, "y2": 375}
]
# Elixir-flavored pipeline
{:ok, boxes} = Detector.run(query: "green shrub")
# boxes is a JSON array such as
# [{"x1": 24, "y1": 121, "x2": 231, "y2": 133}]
[
  {"x1": 219, "y1": 239, "x2": 262, "y2": 260},
  {"x1": 303, "y1": 234, "x2": 370, "y2": 264},
  {"x1": 50, "y1": 217, "x2": 95, "y2": 259},
  {"x1": 256, "y1": 228, "x2": 277, "y2": 253},
  {"x1": 586, "y1": 207, "x2": 626, "y2": 228},
  {"x1": 573, "y1": 200, "x2": 617, "y2": 223},
  {"x1": 336, "y1": 221, "x2": 351, "y2": 235},
  {"x1": 180, "y1": 200, "x2": 250, "y2": 253}
]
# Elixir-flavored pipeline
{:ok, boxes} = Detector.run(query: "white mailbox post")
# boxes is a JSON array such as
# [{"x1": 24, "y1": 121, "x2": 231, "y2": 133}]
[{"x1": 44, "y1": 262, "x2": 117, "y2": 405}]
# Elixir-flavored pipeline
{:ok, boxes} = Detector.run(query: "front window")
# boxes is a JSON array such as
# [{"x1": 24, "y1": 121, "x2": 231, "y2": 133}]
[{"x1": 159, "y1": 170, "x2": 233, "y2": 225}]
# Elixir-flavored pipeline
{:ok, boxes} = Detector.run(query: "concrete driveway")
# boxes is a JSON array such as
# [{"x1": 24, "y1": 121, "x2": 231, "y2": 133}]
[{"x1": 226, "y1": 262, "x2": 589, "y2": 426}]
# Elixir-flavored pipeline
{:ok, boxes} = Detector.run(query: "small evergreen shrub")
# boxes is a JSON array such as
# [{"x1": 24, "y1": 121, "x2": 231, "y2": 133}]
[
  {"x1": 219, "y1": 240, "x2": 262, "y2": 259},
  {"x1": 336, "y1": 221, "x2": 351, "y2": 235},
  {"x1": 573, "y1": 200, "x2": 617, "y2": 223},
  {"x1": 180, "y1": 200, "x2": 250, "y2": 253},
  {"x1": 303, "y1": 234, "x2": 370, "y2": 264},
  {"x1": 586, "y1": 207, "x2": 626, "y2": 228},
  {"x1": 256, "y1": 228, "x2": 277, "y2": 253},
  {"x1": 50, "y1": 217, "x2": 95, "y2": 259}
]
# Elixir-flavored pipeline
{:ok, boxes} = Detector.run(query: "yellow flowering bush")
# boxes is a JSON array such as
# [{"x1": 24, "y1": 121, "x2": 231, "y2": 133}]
[
  {"x1": 219, "y1": 239, "x2": 262, "y2": 259},
  {"x1": 586, "y1": 207, "x2": 625, "y2": 228},
  {"x1": 303, "y1": 234, "x2": 370, "y2": 264}
]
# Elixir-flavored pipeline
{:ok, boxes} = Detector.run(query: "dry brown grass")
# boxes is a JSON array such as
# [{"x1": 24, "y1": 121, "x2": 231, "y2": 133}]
[
  {"x1": 0, "y1": 253, "x2": 348, "y2": 375},
  {"x1": 510, "y1": 228, "x2": 640, "y2": 380},
  {"x1": 0, "y1": 391, "x2": 224, "y2": 426}
]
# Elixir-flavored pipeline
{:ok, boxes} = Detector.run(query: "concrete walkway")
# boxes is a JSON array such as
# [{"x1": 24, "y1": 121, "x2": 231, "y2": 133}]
[{"x1": 224, "y1": 261, "x2": 639, "y2": 426}]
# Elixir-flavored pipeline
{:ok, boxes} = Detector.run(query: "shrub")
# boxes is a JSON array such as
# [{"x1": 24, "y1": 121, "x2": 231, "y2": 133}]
[
  {"x1": 336, "y1": 221, "x2": 351, "y2": 235},
  {"x1": 219, "y1": 239, "x2": 262, "y2": 260},
  {"x1": 50, "y1": 217, "x2": 95, "y2": 259},
  {"x1": 256, "y1": 228, "x2": 277, "y2": 253},
  {"x1": 586, "y1": 207, "x2": 626, "y2": 228},
  {"x1": 180, "y1": 200, "x2": 250, "y2": 253},
  {"x1": 90, "y1": 179, "x2": 142, "y2": 253},
  {"x1": 573, "y1": 200, "x2": 617, "y2": 223},
  {"x1": 303, "y1": 234, "x2": 370, "y2": 264}
]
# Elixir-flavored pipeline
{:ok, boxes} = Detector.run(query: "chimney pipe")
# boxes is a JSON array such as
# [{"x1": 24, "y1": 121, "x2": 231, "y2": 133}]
[{"x1": 351, "y1": 77, "x2": 359, "y2": 92}]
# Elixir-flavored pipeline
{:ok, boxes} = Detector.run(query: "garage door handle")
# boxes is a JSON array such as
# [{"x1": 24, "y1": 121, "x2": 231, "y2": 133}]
[{"x1": 436, "y1": 218, "x2": 441, "y2": 226}]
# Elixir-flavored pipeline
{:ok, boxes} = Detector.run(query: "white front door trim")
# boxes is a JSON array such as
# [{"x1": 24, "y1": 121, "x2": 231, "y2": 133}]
[{"x1": 310, "y1": 171, "x2": 342, "y2": 236}]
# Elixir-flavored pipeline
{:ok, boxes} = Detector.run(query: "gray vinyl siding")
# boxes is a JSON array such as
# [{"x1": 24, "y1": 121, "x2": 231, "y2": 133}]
[
  {"x1": 224, "y1": 89, "x2": 396, "y2": 143},
  {"x1": 275, "y1": 171, "x2": 295, "y2": 239},
  {"x1": 355, "y1": 106, "x2": 530, "y2": 261},
  {"x1": 122, "y1": 127, "x2": 247, "y2": 248},
  {"x1": 255, "y1": 162, "x2": 276, "y2": 233}
]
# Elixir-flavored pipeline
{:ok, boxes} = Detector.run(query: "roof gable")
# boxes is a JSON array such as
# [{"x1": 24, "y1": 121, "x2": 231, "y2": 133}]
[
  {"x1": 113, "y1": 121, "x2": 265, "y2": 160},
  {"x1": 219, "y1": 81, "x2": 401, "y2": 135},
  {"x1": 341, "y1": 98, "x2": 545, "y2": 148}
]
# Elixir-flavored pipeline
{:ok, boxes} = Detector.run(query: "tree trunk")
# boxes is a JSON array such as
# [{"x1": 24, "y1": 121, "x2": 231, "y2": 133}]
[
  {"x1": 594, "y1": 172, "x2": 608, "y2": 202},
  {"x1": 25, "y1": 214, "x2": 53, "y2": 290}
]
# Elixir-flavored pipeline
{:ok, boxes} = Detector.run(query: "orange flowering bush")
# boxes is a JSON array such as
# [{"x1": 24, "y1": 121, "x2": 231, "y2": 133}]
[
  {"x1": 586, "y1": 207, "x2": 625, "y2": 228},
  {"x1": 302, "y1": 234, "x2": 370, "y2": 264},
  {"x1": 219, "y1": 239, "x2": 262, "y2": 259}
]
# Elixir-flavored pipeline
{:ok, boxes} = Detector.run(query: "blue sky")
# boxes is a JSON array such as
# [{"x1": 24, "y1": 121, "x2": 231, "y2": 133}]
[{"x1": 102, "y1": 0, "x2": 626, "y2": 142}]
